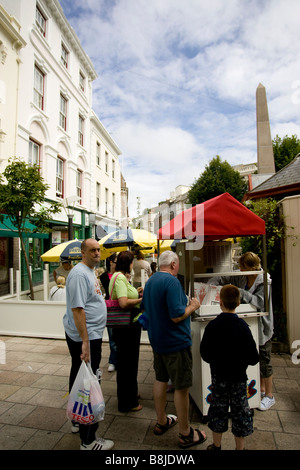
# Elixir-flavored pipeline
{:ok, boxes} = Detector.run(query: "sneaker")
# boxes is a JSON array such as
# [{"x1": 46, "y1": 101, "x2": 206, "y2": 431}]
[
  {"x1": 108, "y1": 364, "x2": 115, "y2": 372},
  {"x1": 259, "y1": 395, "x2": 275, "y2": 411},
  {"x1": 96, "y1": 368, "x2": 103, "y2": 381},
  {"x1": 71, "y1": 421, "x2": 79, "y2": 433},
  {"x1": 80, "y1": 437, "x2": 114, "y2": 450}
]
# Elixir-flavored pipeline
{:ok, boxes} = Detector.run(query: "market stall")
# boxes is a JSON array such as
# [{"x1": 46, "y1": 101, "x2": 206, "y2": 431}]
[{"x1": 157, "y1": 192, "x2": 268, "y2": 418}]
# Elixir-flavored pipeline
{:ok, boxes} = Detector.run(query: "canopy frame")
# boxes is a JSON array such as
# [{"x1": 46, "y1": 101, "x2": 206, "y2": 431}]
[{"x1": 157, "y1": 193, "x2": 269, "y2": 314}]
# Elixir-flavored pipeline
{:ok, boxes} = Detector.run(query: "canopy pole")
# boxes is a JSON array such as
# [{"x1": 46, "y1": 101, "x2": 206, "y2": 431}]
[
  {"x1": 189, "y1": 246, "x2": 194, "y2": 297},
  {"x1": 157, "y1": 240, "x2": 160, "y2": 270},
  {"x1": 262, "y1": 234, "x2": 269, "y2": 313}
]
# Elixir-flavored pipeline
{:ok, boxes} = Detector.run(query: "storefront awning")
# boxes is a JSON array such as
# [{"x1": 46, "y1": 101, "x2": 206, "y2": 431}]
[{"x1": 0, "y1": 215, "x2": 49, "y2": 239}]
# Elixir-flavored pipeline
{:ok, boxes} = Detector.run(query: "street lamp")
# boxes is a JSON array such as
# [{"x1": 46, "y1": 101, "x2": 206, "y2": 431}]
[{"x1": 62, "y1": 196, "x2": 80, "y2": 241}]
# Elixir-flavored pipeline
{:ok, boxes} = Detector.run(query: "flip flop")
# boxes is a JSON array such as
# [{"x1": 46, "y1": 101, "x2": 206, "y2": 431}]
[
  {"x1": 130, "y1": 404, "x2": 143, "y2": 412},
  {"x1": 154, "y1": 414, "x2": 178, "y2": 435},
  {"x1": 178, "y1": 427, "x2": 207, "y2": 448}
]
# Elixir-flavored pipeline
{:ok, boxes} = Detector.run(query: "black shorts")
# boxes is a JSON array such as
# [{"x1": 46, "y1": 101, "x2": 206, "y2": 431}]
[{"x1": 208, "y1": 376, "x2": 253, "y2": 438}]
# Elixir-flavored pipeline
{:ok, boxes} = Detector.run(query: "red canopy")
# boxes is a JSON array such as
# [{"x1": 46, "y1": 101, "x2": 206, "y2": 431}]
[{"x1": 157, "y1": 192, "x2": 265, "y2": 241}]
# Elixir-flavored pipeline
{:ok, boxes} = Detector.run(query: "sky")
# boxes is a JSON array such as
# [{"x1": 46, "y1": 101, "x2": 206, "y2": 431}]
[{"x1": 59, "y1": 0, "x2": 300, "y2": 218}]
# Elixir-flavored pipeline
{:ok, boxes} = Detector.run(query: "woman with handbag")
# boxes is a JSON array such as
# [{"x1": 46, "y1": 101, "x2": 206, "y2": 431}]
[
  {"x1": 109, "y1": 251, "x2": 143, "y2": 412},
  {"x1": 100, "y1": 253, "x2": 118, "y2": 372}
]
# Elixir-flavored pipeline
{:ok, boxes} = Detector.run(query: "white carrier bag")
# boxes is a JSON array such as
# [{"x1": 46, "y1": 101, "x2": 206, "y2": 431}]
[{"x1": 67, "y1": 361, "x2": 105, "y2": 424}]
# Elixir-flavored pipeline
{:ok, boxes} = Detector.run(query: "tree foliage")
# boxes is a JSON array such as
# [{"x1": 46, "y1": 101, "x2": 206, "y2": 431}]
[
  {"x1": 0, "y1": 158, "x2": 62, "y2": 299},
  {"x1": 273, "y1": 134, "x2": 300, "y2": 171},
  {"x1": 187, "y1": 155, "x2": 248, "y2": 205}
]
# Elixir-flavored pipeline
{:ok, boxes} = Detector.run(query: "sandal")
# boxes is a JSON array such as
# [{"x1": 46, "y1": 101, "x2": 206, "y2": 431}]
[
  {"x1": 154, "y1": 414, "x2": 178, "y2": 435},
  {"x1": 178, "y1": 427, "x2": 207, "y2": 448},
  {"x1": 130, "y1": 404, "x2": 143, "y2": 412}
]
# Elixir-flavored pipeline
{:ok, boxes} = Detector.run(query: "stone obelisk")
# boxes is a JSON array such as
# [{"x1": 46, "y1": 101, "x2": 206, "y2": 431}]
[{"x1": 256, "y1": 83, "x2": 275, "y2": 174}]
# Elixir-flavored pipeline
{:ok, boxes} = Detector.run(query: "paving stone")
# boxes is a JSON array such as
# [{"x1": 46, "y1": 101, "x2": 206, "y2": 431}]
[
  {"x1": 0, "y1": 403, "x2": 36, "y2": 425},
  {"x1": 0, "y1": 424, "x2": 36, "y2": 450},
  {"x1": 105, "y1": 415, "x2": 151, "y2": 443},
  {"x1": 273, "y1": 378, "x2": 299, "y2": 393},
  {"x1": 253, "y1": 409, "x2": 283, "y2": 432},
  {"x1": 52, "y1": 432, "x2": 80, "y2": 450},
  {"x1": 5, "y1": 386, "x2": 40, "y2": 404},
  {"x1": 246, "y1": 430, "x2": 277, "y2": 450},
  {"x1": 30, "y1": 375, "x2": 68, "y2": 390},
  {"x1": 19, "y1": 406, "x2": 68, "y2": 431},
  {"x1": 274, "y1": 431, "x2": 300, "y2": 450},
  {"x1": 13, "y1": 362, "x2": 45, "y2": 373},
  {"x1": 27, "y1": 388, "x2": 69, "y2": 408},
  {"x1": 0, "y1": 384, "x2": 20, "y2": 400},
  {"x1": 0, "y1": 371, "x2": 27, "y2": 384},
  {"x1": 21, "y1": 429, "x2": 66, "y2": 450},
  {"x1": 278, "y1": 410, "x2": 300, "y2": 434}
]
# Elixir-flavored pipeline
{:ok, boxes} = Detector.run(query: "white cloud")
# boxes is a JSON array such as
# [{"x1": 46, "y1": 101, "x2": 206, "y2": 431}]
[
  {"x1": 59, "y1": 0, "x2": 300, "y2": 215},
  {"x1": 115, "y1": 122, "x2": 205, "y2": 212}
]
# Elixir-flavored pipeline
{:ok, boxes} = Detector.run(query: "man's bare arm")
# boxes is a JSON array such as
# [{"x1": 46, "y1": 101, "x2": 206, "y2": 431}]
[
  {"x1": 72, "y1": 307, "x2": 90, "y2": 362},
  {"x1": 171, "y1": 298, "x2": 200, "y2": 323}
]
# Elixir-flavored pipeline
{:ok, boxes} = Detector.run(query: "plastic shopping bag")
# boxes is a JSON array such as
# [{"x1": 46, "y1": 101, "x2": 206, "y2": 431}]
[{"x1": 67, "y1": 361, "x2": 105, "y2": 425}]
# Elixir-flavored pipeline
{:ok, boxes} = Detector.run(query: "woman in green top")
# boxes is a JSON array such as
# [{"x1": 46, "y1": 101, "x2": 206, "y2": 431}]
[{"x1": 109, "y1": 251, "x2": 143, "y2": 412}]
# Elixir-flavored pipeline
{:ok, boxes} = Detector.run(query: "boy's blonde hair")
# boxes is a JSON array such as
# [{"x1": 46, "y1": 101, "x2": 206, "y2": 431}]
[
  {"x1": 56, "y1": 276, "x2": 66, "y2": 287},
  {"x1": 220, "y1": 285, "x2": 240, "y2": 311}
]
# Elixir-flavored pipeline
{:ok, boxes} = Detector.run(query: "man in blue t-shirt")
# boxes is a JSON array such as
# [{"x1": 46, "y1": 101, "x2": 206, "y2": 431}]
[{"x1": 142, "y1": 251, "x2": 206, "y2": 449}]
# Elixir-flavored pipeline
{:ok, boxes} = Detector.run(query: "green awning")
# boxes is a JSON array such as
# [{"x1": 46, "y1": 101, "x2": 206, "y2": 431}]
[{"x1": 0, "y1": 215, "x2": 49, "y2": 239}]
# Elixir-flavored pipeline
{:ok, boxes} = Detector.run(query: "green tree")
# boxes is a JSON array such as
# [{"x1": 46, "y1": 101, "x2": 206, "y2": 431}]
[
  {"x1": 0, "y1": 158, "x2": 62, "y2": 299},
  {"x1": 187, "y1": 155, "x2": 247, "y2": 205},
  {"x1": 273, "y1": 134, "x2": 300, "y2": 171}
]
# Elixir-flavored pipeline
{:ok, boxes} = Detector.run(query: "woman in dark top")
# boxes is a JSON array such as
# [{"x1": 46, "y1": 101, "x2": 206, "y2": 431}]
[{"x1": 100, "y1": 253, "x2": 117, "y2": 372}]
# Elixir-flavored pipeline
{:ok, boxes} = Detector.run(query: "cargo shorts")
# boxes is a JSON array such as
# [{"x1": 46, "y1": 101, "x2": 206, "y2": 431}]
[
  {"x1": 259, "y1": 339, "x2": 273, "y2": 378},
  {"x1": 153, "y1": 347, "x2": 193, "y2": 390},
  {"x1": 208, "y1": 376, "x2": 254, "y2": 438}
]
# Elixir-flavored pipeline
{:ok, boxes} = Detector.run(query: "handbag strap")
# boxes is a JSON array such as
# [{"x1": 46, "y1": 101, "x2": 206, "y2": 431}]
[{"x1": 109, "y1": 273, "x2": 121, "y2": 299}]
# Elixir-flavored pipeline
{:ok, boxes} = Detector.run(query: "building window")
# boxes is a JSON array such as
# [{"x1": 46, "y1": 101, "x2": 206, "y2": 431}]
[
  {"x1": 79, "y1": 71, "x2": 85, "y2": 92},
  {"x1": 59, "y1": 94, "x2": 67, "y2": 130},
  {"x1": 29, "y1": 139, "x2": 40, "y2": 166},
  {"x1": 33, "y1": 65, "x2": 45, "y2": 110},
  {"x1": 112, "y1": 160, "x2": 115, "y2": 179},
  {"x1": 78, "y1": 115, "x2": 84, "y2": 146},
  {"x1": 61, "y1": 43, "x2": 69, "y2": 69},
  {"x1": 76, "y1": 170, "x2": 82, "y2": 204},
  {"x1": 56, "y1": 157, "x2": 64, "y2": 198},
  {"x1": 36, "y1": 5, "x2": 46, "y2": 37},
  {"x1": 112, "y1": 192, "x2": 115, "y2": 217},
  {"x1": 96, "y1": 141, "x2": 101, "y2": 166},
  {"x1": 96, "y1": 182, "x2": 100, "y2": 212},
  {"x1": 105, "y1": 151, "x2": 108, "y2": 173}
]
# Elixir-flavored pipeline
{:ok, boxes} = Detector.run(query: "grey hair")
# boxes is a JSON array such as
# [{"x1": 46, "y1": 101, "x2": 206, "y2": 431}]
[{"x1": 159, "y1": 250, "x2": 178, "y2": 267}]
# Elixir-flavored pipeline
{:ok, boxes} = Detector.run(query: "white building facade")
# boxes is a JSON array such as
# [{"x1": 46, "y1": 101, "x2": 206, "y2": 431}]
[{"x1": 0, "y1": 0, "x2": 123, "y2": 290}]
